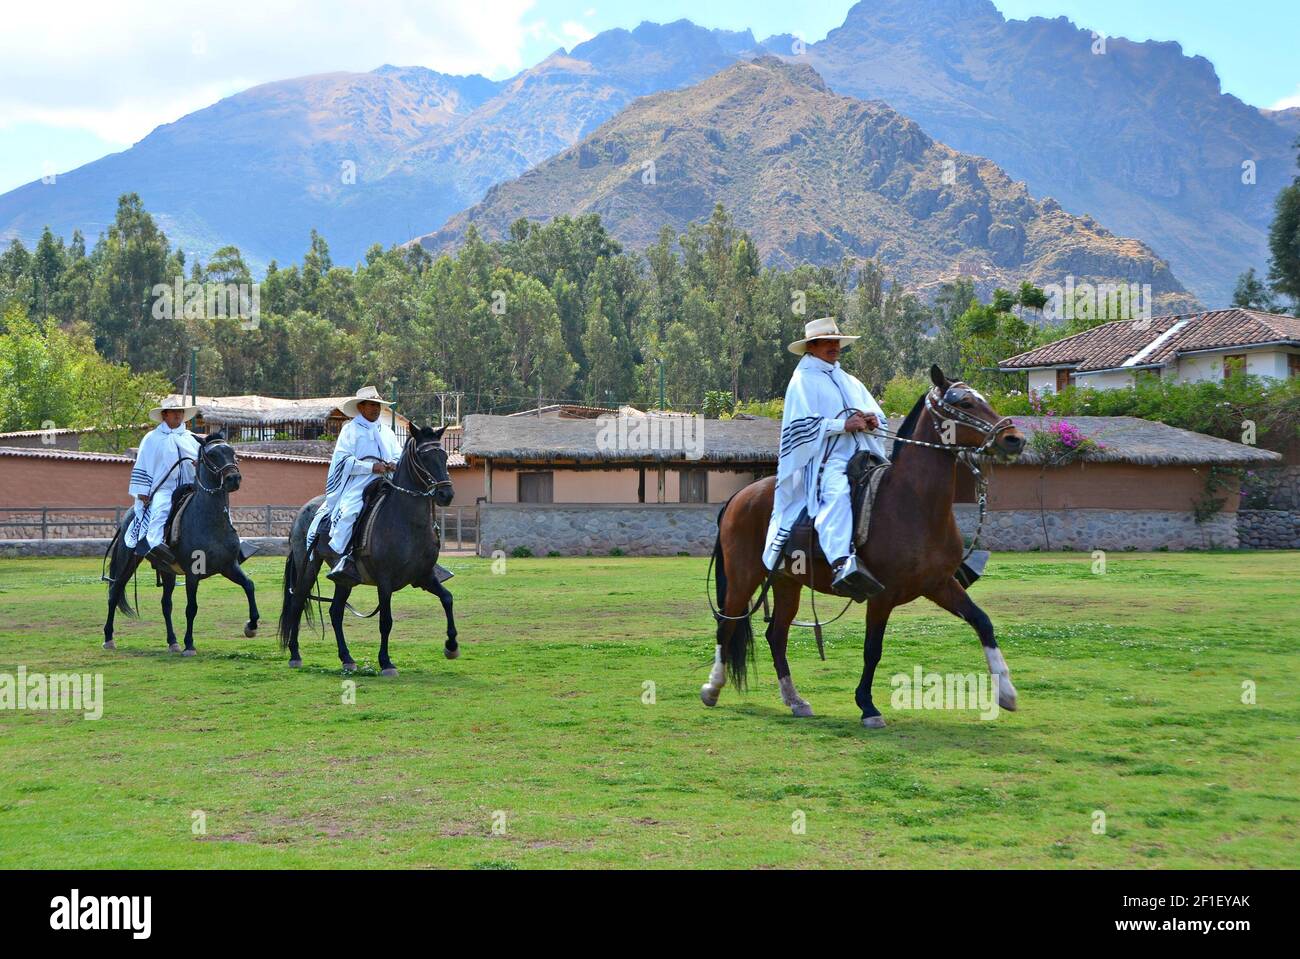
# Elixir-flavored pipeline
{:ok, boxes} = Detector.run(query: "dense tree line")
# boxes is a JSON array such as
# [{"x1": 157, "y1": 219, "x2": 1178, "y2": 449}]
[
  {"x1": 5, "y1": 187, "x2": 1292, "y2": 437},
  {"x1": 0, "y1": 195, "x2": 983, "y2": 418}
]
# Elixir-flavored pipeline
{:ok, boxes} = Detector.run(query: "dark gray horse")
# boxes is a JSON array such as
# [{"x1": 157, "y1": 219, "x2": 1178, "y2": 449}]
[
  {"x1": 103, "y1": 433, "x2": 259, "y2": 653},
  {"x1": 276, "y1": 424, "x2": 456, "y2": 675}
]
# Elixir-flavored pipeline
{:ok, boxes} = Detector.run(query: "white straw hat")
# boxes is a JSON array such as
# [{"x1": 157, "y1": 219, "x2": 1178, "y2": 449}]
[
  {"x1": 340, "y1": 385, "x2": 395, "y2": 418},
  {"x1": 788, "y1": 317, "x2": 860, "y2": 355},
  {"x1": 148, "y1": 396, "x2": 200, "y2": 423}
]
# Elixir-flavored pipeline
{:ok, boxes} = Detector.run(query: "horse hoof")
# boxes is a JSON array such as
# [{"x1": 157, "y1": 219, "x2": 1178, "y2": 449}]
[
  {"x1": 861, "y1": 715, "x2": 887, "y2": 729},
  {"x1": 700, "y1": 684, "x2": 720, "y2": 708},
  {"x1": 998, "y1": 685, "x2": 1019, "y2": 712},
  {"x1": 168, "y1": 643, "x2": 181, "y2": 653},
  {"x1": 102, "y1": 640, "x2": 116, "y2": 650},
  {"x1": 342, "y1": 662, "x2": 358, "y2": 673},
  {"x1": 288, "y1": 659, "x2": 303, "y2": 668},
  {"x1": 380, "y1": 667, "x2": 399, "y2": 677},
  {"x1": 244, "y1": 623, "x2": 258, "y2": 638},
  {"x1": 181, "y1": 648, "x2": 196, "y2": 657},
  {"x1": 790, "y1": 702, "x2": 814, "y2": 718},
  {"x1": 443, "y1": 646, "x2": 459, "y2": 660}
]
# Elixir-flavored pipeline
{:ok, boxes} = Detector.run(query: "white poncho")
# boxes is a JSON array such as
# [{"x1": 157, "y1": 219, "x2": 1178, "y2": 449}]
[
  {"x1": 761, "y1": 354, "x2": 886, "y2": 569},
  {"x1": 307, "y1": 414, "x2": 402, "y2": 554},
  {"x1": 124, "y1": 421, "x2": 200, "y2": 549}
]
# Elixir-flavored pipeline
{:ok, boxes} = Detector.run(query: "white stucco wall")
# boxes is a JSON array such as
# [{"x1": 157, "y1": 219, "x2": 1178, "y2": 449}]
[
  {"x1": 1175, "y1": 349, "x2": 1293, "y2": 384},
  {"x1": 1028, "y1": 370, "x2": 1059, "y2": 394},
  {"x1": 1072, "y1": 370, "x2": 1135, "y2": 391}
]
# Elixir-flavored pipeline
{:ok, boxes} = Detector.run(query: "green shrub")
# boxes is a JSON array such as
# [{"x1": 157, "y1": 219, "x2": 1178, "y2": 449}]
[{"x1": 509, "y1": 546, "x2": 534, "y2": 558}]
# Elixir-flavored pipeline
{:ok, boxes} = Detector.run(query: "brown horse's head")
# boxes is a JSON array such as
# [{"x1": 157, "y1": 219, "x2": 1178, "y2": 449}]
[{"x1": 928, "y1": 365, "x2": 1024, "y2": 458}]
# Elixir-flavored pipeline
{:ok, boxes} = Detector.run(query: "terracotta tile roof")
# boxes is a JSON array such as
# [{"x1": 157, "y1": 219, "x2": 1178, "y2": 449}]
[{"x1": 1001, "y1": 309, "x2": 1300, "y2": 372}]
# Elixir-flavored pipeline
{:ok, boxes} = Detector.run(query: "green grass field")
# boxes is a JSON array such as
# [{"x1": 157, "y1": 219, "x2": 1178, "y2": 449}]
[{"x1": 0, "y1": 552, "x2": 1296, "y2": 869}]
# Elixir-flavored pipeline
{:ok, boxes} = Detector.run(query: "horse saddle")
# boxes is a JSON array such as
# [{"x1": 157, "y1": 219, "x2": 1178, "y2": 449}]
[
  {"x1": 165, "y1": 484, "x2": 196, "y2": 551},
  {"x1": 780, "y1": 450, "x2": 890, "y2": 568},
  {"x1": 354, "y1": 481, "x2": 392, "y2": 558}
]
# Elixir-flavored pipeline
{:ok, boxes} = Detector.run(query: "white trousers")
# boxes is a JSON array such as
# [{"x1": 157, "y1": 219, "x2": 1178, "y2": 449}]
[
  {"x1": 324, "y1": 480, "x2": 374, "y2": 555},
  {"x1": 124, "y1": 489, "x2": 175, "y2": 551},
  {"x1": 814, "y1": 460, "x2": 854, "y2": 565}
]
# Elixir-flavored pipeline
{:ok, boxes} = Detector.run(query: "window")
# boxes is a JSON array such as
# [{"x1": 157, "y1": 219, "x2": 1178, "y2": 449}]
[
  {"x1": 679, "y1": 469, "x2": 708, "y2": 504},
  {"x1": 1223, "y1": 354, "x2": 1247, "y2": 379},
  {"x1": 1054, "y1": 369, "x2": 1072, "y2": 392},
  {"x1": 1289, "y1": 354, "x2": 1300, "y2": 379},
  {"x1": 517, "y1": 471, "x2": 553, "y2": 503}
]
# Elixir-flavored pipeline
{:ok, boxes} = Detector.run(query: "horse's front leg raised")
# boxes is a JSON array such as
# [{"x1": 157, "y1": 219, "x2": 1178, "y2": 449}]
[
  {"x1": 222, "y1": 562, "x2": 259, "y2": 637},
  {"x1": 329, "y1": 583, "x2": 357, "y2": 672},
  {"x1": 925, "y1": 577, "x2": 1017, "y2": 711},
  {"x1": 428, "y1": 579, "x2": 458, "y2": 659},
  {"x1": 856, "y1": 599, "x2": 893, "y2": 728},
  {"x1": 377, "y1": 587, "x2": 397, "y2": 677},
  {"x1": 160, "y1": 572, "x2": 180, "y2": 652},
  {"x1": 180, "y1": 575, "x2": 200, "y2": 656}
]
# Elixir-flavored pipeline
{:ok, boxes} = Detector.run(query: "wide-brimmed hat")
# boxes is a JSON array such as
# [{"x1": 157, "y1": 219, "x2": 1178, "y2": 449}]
[
  {"x1": 340, "y1": 385, "x2": 395, "y2": 418},
  {"x1": 149, "y1": 397, "x2": 200, "y2": 423},
  {"x1": 788, "y1": 317, "x2": 860, "y2": 355}
]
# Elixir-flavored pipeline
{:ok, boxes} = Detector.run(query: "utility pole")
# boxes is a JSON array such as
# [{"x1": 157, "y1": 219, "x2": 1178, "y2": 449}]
[
  {"x1": 190, "y1": 348, "x2": 198, "y2": 406},
  {"x1": 656, "y1": 358, "x2": 665, "y2": 410}
]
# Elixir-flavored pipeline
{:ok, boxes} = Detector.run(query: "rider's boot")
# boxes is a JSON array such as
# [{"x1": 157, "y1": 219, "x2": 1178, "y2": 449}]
[
  {"x1": 145, "y1": 543, "x2": 177, "y2": 569},
  {"x1": 830, "y1": 554, "x2": 885, "y2": 602},
  {"x1": 327, "y1": 553, "x2": 363, "y2": 586}
]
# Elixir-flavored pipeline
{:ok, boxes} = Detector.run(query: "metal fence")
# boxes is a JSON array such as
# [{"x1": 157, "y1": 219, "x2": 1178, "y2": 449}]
[{"x1": 0, "y1": 505, "x2": 479, "y2": 548}]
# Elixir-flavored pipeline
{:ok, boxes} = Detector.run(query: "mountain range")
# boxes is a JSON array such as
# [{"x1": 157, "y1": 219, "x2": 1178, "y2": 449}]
[
  {"x1": 1, "y1": 0, "x2": 1295, "y2": 307},
  {"x1": 419, "y1": 57, "x2": 1194, "y2": 312}
]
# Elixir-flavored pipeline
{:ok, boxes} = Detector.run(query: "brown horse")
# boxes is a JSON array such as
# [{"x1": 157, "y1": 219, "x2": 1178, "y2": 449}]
[{"x1": 702, "y1": 366, "x2": 1026, "y2": 727}]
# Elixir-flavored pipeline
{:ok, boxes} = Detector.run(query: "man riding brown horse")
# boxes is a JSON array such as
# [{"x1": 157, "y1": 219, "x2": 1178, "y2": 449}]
[{"x1": 704, "y1": 339, "x2": 1025, "y2": 728}]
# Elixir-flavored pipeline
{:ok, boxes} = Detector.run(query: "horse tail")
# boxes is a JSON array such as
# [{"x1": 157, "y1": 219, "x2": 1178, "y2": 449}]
[
  {"x1": 276, "y1": 551, "x2": 299, "y2": 650},
  {"x1": 713, "y1": 496, "x2": 754, "y2": 690},
  {"x1": 105, "y1": 529, "x2": 137, "y2": 619}
]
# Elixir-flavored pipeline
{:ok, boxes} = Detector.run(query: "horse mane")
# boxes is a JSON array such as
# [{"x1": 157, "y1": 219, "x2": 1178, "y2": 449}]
[{"x1": 890, "y1": 391, "x2": 927, "y2": 463}]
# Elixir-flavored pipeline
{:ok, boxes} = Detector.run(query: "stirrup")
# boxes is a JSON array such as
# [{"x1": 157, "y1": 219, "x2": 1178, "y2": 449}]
[{"x1": 831, "y1": 555, "x2": 885, "y2": 603}]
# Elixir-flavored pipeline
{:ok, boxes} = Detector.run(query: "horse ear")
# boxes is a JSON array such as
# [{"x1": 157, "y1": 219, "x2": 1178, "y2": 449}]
[
  {"x1": 930, "y1": 365, "x2": 950, "y2": 389},
  {"x1": 430, "y1": 425, "x2": 447, "y2": 441}
]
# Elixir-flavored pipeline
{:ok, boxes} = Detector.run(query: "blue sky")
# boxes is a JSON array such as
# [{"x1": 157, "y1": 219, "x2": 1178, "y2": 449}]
[{"x1": 1, "y1": 0, "x2": 1296, "y2": 196}]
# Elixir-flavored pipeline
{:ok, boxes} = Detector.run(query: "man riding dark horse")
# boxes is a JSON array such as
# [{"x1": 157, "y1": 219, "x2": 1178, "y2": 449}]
[{"x1": 104, "y1": 414, "x2": 259, "y2": 654}]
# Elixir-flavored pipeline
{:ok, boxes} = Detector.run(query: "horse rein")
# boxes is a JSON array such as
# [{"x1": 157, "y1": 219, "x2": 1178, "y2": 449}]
[{"x1": 382, "y1": 438, "x2": 452, "y2": 498}]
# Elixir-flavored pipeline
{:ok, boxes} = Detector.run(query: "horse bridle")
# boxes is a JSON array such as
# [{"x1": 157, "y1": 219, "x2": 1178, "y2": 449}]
[
  {"x1": 384, "y1": 438, "x2": 453, "y2": 498},
  {"x1": 874, "y1": 385, "x2": 1018, "y2": 563},
  {"x1": 192, "y1": 439, "x2": 241, "y2": 494}
]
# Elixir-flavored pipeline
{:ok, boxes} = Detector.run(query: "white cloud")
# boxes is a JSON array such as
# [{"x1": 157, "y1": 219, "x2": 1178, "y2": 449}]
[
  {"x1": 0, "y1": 0, "x2": 540, "y2": 148},
  {"x1": 1271, "y1": 84, "x2": 1300, "y2": 111},
  {"x1": 560, "y1": 21, "x2": 596, "y2": 44}
]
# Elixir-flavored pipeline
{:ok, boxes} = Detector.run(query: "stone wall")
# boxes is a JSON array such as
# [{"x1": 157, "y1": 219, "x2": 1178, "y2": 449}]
[
  {"x1": 1236, "y1": 509, "x2": 1300, "y2": 549},
  {"x1": 478, "y1": 503, "x2": 719, "y2": 557},
  {"x1": 953, "y1": 506, "x2": 1238, "y2": 550},
  {"x1": 1242, "y1": 465, "x2": 1300, "y2": 511}
]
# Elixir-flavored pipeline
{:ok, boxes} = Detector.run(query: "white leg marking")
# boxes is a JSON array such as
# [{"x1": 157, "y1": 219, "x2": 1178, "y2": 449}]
[
  {"x1": 984, "y1": 646, "x2": 1018, "y2": 711},
  {"x1": 779, "y1": 675, "x2": 814, "y2": 717},
  {"x1": 700, "y1": 644, "x2": 725, "y2": 707}
]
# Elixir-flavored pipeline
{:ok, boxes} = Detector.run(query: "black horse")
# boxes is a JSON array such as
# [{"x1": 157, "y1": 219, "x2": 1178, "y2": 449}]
[
  {"x1": 103, "y1": 433, "x2": 259, "y2": 653},
  {"x1": 276, "y1": 424, "x2": 456, "y2": 675}
]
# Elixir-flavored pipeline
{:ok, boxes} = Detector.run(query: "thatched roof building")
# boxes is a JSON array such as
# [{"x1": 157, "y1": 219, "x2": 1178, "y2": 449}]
[
  {"x1": 992, "y1": 417, "x2": 1279, "y2": 467},
  {"x1": 462, "y1": 412, "x2": 1276, "y2": 469},
  {"x1": 462, "y1": 412, "x2": 779, "y2": 467}
]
